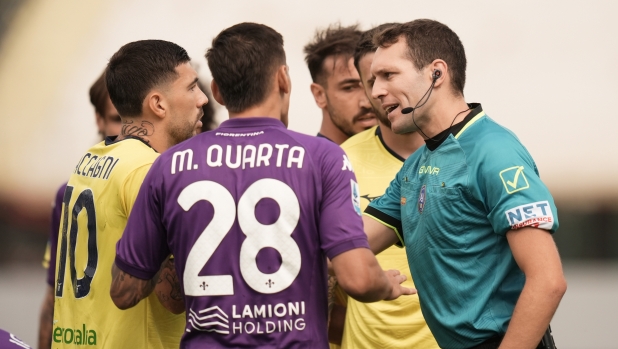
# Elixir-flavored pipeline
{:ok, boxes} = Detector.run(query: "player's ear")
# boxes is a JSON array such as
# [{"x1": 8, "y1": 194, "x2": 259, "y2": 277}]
[
  {"x1": 277, "y1": 65, "x2": 291, "y2": 95},
  {"x1": 310, "y1": 82, "x2": 327, "y2": 109},
  {"x1": 211, "y1": 80, "x2": 226, "y2": 106},
  {"x1": 145, "y1": 90, "x2": 166, "y2": 119}
]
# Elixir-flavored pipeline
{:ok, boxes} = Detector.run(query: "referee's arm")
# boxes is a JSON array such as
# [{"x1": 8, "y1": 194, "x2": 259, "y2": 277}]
[
  {"x1": 500, "y1": 227, "x2": 567, "y2": 349},
  {"x1": 362, "y1": 215, "x2": 401, "y2": 255}
]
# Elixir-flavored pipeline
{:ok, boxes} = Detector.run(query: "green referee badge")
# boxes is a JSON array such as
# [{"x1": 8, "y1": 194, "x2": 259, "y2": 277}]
[{"x1": 499, "y1": 166, "x2": 530, "y2": 194}]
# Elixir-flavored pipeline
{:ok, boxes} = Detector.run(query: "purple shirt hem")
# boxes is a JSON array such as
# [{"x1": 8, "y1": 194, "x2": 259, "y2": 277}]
[
  {"x1": 325, "y1": 237, "x2": 370, "y2": 260},
  {"x1": 114, "y1": 254, "x2": 159, "y2": 281}
]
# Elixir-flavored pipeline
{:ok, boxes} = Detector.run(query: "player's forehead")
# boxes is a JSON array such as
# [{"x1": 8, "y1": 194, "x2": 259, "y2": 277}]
[
  {"x1": 174, "y1": 62, "x2": 197, "y2": 82},
  {"x1": 357, "y1": 52, "x2": 375, "y2": 80},
  {"x1": 371, "y1": 40, "x2": 409, "y2": 74},
  {"x1": 324, "y1": 55, "x2": 359, "y2": 83}
]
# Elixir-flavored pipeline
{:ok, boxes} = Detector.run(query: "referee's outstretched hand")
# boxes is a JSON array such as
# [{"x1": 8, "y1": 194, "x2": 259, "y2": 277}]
[{"x1": 384, "y1": 269, "x2": 417, "y2": 300}]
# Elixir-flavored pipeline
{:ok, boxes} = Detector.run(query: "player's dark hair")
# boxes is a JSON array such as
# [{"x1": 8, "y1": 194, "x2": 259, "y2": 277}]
[
  {"x1": 206, "y1": 22, "x2": 286, "y2": 113},
  {"x1": 198, "y1": 81, "x2": 218, "y2": 132},
  {"x1": 353, "y1": 23, "x2": 399, "y2": 73},
  {"x1": 373, "y1": 19, "x2": 467, "y2": 95},
  {"x1": 105, "y1": 40, "x2": 191, "y2": 117},
  {"x1": 304, "y1": 23, "x2": 362, "y2": 84},
  {"x1": 89, "y1": 71, "x2": 110, "y2": 116}
]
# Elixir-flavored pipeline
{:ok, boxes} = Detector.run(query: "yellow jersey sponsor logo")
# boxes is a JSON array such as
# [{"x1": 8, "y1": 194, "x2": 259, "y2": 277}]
[
  {"x1": 499, "y1": 166, "x2": 530, "y2": 194},
  {"x1": 53, "y1": 323, "x2": 97, "y2": 346}
]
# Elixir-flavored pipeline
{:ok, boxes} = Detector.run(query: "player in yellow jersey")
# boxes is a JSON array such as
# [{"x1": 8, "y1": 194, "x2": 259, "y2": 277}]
[
  {"x1": 52, "y1": 39, "x2": 208, "y2": 348},
  {"x1": 338, "y1": 24, "x2": 439, "y2": 349},
  {"x1": 38, "y1": 70, "x2": 122, "y2": 349}
]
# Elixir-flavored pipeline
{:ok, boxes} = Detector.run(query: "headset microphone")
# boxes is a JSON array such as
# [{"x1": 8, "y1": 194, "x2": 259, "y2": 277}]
[{"x1": 401, "y1": 69, "x2": 441, "y2": 114}]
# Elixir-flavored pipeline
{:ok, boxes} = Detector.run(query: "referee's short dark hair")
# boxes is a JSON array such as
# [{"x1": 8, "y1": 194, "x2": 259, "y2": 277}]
[
  {"x1": 206, "y1": 22, "x2": 286, "y2": 114},
  {"x1": 374, "y1": 19, "x2": 467, "y2": 95},
  {"x1": 353, "y1": 23, "x2": 399, "y2": 73},
  {"x1": 105, "y1": 40, "x2": 191, "y2": 117},
  {"x1": 304, "y1": 23, "x2": 362, "y2": 85}
]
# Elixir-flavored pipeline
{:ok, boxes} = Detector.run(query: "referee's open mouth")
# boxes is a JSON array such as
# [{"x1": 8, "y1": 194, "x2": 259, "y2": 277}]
[{"x1": 383, "y1": 103, "x2": 399, "y2": 116}]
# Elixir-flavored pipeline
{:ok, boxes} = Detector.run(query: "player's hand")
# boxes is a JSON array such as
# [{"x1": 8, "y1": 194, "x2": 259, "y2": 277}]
[{"x1": 383, "y1": 269, "x2": 416, "y2": 300}]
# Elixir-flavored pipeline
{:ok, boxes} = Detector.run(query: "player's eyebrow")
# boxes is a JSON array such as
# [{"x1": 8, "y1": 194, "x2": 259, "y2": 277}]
[
  {"x1": 338, "y1": 78, "x2": 360, "y2": 86},
  {"x1": 187, "y1": 77, "x2": 199, "y2": 89}
]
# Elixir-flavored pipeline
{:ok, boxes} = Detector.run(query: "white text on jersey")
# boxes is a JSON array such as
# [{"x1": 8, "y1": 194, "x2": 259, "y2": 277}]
[{"x1": 171, "y1": 144, "x2": 305, "y2": 174}]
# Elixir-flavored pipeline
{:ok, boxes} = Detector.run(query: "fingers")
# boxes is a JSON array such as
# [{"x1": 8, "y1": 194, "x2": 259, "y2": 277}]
[
  {"x1": 384, "y1": 269, "x2": 416, "y2": 300},
  {"x1": 399, "y1": 286, "x2": 417, "y2": 295}
]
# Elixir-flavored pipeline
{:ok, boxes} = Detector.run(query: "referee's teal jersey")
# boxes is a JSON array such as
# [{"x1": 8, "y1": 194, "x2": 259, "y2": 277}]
[{"x1": 365, "y1": 104, "x2": 558, "y2": 349}]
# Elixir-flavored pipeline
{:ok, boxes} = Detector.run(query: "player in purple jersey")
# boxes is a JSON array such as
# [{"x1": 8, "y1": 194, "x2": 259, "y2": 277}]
[
  {"x1": 111, "y1": 22, "x2": 413, "y2": 349},
  {"x1": 37, "y1": 71, "x2": 121, "y2": 349},
  {"x1": 0, "y1": 329, "x2": 32, "y2": 349}
]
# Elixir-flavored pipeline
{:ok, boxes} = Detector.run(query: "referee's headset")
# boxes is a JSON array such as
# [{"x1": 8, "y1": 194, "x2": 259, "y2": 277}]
[{"x1": 401, "y1": 69, "x2": 441, "y2": 115}]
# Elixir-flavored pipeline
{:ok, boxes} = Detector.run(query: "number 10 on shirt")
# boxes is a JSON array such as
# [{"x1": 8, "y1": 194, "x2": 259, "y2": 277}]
[{"x1": 179, "y1": 178, "x2": 301, "y2": 297}]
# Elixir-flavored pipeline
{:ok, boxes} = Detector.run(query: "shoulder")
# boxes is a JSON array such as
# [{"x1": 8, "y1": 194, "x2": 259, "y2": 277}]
[
  {"x1": 341, "y1": 126, "x2": 378, "y2": 152},
  {"x1": 458, "y1": 115, "x2": 533, "y2": 162}
]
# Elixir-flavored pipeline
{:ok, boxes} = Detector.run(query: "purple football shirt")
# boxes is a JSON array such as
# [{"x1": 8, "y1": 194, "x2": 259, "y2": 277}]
[
  {"x1": 116, "y1": 117, "x2": 368, "y2": 348},
  {"x1": 47, "y1": 183, "x2": 66, "y2": 286},
  {"x1": 0, "y1": 329, "x2": 31, "y2": 349}
]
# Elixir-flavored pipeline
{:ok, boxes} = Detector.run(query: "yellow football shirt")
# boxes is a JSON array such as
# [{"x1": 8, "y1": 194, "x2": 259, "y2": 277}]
[
  {"x1": 52, "y1": 138, "x2": 184, "y2": 349},
  {"x1": 340, "y1": 126, "x2": 438, "y2": 349}
]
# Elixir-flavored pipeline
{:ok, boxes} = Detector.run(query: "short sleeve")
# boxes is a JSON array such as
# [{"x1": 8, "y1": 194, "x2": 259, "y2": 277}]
[
  {"x1": 481, "y1": 137, "x2": 558, "y2": 235},
  {"x1": 318, "y1": 146, "x2": 370, "y2": 260},
  {"x1": 364, "y1": 169, "x2": 405, "y2": 246},
  {"x1": 115, "y1": 158, "x2": 170, "y2": 280}
]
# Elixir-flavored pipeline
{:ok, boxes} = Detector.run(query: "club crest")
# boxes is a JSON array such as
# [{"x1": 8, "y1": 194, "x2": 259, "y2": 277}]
[{"x1": 418, "y1": 185, "x2": 426, "y2": 213}]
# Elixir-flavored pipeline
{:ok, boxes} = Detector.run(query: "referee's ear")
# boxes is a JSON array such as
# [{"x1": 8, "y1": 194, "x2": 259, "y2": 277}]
[{"x1": 211, "y1": 80, "x2": 226, "y2": 106}]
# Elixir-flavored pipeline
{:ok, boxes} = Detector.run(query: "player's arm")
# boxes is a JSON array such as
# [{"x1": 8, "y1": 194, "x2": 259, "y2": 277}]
[
  {"x1": 110, "y1": 262, "x2": 159, "y2": 310},
  {"x1": 37, "y1": 285, "x2": 53, "y2": 349},
  {"x1": 363, "y1": 215, "x2": 400, "y2": 254},
  {"x1": 331, "y1": 247, "x2": 414, "y2": 302},
  {"x1": 154, "y1": 256, "x2": 184, "y2": 314},
  {"x1": 498, "y1": 227, "x2": 566, "y2": 349}
]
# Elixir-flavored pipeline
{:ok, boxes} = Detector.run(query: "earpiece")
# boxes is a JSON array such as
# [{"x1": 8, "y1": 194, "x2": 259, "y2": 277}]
[{"x1": 432, "y1": 69, "x2": 442, "y2": 81}]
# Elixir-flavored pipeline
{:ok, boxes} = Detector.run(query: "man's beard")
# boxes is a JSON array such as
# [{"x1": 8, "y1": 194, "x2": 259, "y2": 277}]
[
  {"x1": 375, "y1": 107, "x2": 391, "y2": 128},
  {"x1": 169, "y1": 118, "x2": 197, "y2": 146},
  {"x1": 327, "y1": 104, "x2": 375, "y2": 138}
]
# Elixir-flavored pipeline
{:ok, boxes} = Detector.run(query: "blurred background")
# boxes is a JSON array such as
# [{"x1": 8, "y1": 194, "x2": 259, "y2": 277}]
[{"x1": 0, "y1": 0, "x2": 616, "y2": 347}]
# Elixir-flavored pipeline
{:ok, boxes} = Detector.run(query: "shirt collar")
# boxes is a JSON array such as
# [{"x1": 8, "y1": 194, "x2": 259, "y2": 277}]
[{"x1": 424, "y1": 103, "x2": 483, "y2": 151}]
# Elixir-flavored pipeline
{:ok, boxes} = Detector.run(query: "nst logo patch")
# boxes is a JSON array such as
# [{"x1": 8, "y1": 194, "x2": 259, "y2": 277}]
[{"x1": 505, "y1": 201, "x2": 554, "y2": 230}]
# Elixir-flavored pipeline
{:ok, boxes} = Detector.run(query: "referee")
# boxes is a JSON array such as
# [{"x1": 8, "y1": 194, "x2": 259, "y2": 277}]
[{"x1": 363, "y1": 20, "x2": 566, "y2": 349}]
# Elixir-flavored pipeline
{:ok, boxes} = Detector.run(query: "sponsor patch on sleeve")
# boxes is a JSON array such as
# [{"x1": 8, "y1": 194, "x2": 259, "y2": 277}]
[
  {"x1": 351, "y1": 179, "x2": 361, "y2": 215},
  {"x1": 505, "y1": 200, "x2": 554, "y2": 230}
]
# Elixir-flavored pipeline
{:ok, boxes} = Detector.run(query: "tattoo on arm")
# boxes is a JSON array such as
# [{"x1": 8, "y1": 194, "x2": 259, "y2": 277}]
[
  {"x1": 111, "y1": 263, "x2": 156, "y2": 309},
  {"x1": 121, "y1": 119, "x2": 155, "y2": 141},
  {"x1": 155, "y1": 257, "x2": 185, "y2": 313},
  {"x1": 327, "y1": 275, "x2": 337, "y2": 316}
]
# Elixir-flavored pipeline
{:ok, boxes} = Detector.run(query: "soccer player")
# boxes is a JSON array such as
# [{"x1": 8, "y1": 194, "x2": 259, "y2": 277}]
[
  {"x1": 110, "y1": 22, "x2": 412, "y2": 348},
  {"x1": 338, "y1": 23, "x2": 438, "y2": 349},
  {"x1": 52, "y1": 40, "x2": 207, "y2": 348},
  {"x1": 37, "y1": 71, "x2": 121, "y2": 349},
  {"x1": 364, "y1": 20, "x2": 566, "y2": 348},
  {"x1": 304, "y1": 24, "x2": 376, "y2": 145}
]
